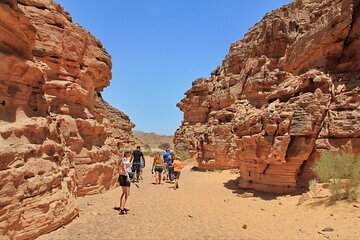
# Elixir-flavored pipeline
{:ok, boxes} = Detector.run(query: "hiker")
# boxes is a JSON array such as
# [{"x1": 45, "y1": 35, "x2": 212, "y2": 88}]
[
  {"x1": 162, "y1": 149, "x2": 171, "y2": 180},
  {"x1": 173, "y1": 156, "x2": 183, "y2": 189},
  {"x1": 131, "y1": 146, "x2": 145, "y2": 182},
  {"x1": 152, "y1": 152, "x2": 164, "y2": 184},
  {"x1": 167, "y1": 151, "x2": 175, "y2": 183},
  {"x1": 139, "y1": 154, "x2": 145, "y2": 180},
  {"x1": 117, "y1": 149, "x2": 132, "y2": 215}
]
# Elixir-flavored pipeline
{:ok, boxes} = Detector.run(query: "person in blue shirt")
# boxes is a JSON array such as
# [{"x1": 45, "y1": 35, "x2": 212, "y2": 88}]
[{"x1": 163, "y1": 149, "x2": 171, "y2": 181}]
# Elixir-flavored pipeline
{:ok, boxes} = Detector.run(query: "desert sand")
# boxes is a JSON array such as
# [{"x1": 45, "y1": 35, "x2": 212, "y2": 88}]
[{"x1": 37, "y1": 157, "x2": 360, "y2": 240}]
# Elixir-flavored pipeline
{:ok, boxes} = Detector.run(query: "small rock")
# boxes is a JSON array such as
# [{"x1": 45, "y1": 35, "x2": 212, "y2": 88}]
[
  {"x1": 297, "y1": 193, "x2": 310, "y2": 206},
  {"x1": 242, "y1": 224, "x2": 247, "y2": 229},
  {"x1": 330, "y1": 214, "x2": 334, "y2": 217},
  {"x1": 353, "y1": 204, "x2": 359, "y2": 208},
  {"x1": 278, "y1": 202, "x2": 283, "y2": 205},
  {"x1": 261, "y1": 208, "x2": 265, "y2": 211},
  {"x1": 322, "y1": 227, "x2": 334, "y2": 232},
  {"x1": 241, "y1": 192, "x2": 254, "y2": 198},
  {"x1": 188, "y1": 215, "x2": 194, "y2": 218}
]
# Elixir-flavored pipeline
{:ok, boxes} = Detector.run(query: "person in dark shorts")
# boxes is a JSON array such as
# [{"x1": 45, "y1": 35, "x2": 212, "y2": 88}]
[
  {"x1": 131, "y1": 146, "x2": 145, "y2": 182},
  {"x1": 167, "y1": 151, "x2": 175, "y2": 183},
  {"x1": 152, "y1": 152, "x2": 164, "y2": 184},
  {"x1": 162, "y1": 149, "x2": 171, "y2": 180},
  {"x1": 117, "y1": 149, "x2": 132, "y2": 215}
]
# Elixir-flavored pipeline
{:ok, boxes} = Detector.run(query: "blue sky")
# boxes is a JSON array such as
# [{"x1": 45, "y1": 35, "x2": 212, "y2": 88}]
[{"x1": 56, "y1": 0, "x2": 291, "y2": 135}]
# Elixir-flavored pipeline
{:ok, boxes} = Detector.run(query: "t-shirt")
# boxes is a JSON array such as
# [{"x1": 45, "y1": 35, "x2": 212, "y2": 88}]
[
  {"x1": 173, "y1": 160, "x2": 183, "y2": 172},
  {"x1": 132, "y1": 150, "x2": 144, "y2": 164},
  {"x1": 168, "y1": 158, "x2": 174, "y2": 166},
  {"x1": 163, "y1": 151, "x2": 171, "y2": 164}
]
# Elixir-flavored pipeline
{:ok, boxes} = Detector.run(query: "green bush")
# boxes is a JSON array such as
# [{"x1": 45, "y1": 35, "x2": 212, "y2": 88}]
[
  {"x1": 312, "y1": 151, "x2": 360, "y2": 202},
  {"x1": 176, "y1": 150, "x2": 191, "y2": 161},
  {"x1": 144, "y1": 151, "x2": 156, "y2": 157}
]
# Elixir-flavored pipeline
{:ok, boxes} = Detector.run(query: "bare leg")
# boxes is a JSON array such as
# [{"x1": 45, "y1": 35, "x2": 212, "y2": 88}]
[
  {"x1": 120, "y1": 186, "x2": 126, "y2": 208},
  {"x1": 139, "y1": 169, "x2": 143, "y2": 180},
  {"x1": 120, "y1": 186, "x2": 130, "y2": 209}
]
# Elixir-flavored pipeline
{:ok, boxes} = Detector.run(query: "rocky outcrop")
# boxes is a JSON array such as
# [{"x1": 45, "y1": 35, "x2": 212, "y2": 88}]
[
  {"x1": 134, "y1": 131, "x2": 174, "y2": 151},
  {"x1": 175, "y1": 0, "x2": 360, "y2": 193},
  {"x1": 0, "y1": 0, "x2": 137, "y2": 239}
]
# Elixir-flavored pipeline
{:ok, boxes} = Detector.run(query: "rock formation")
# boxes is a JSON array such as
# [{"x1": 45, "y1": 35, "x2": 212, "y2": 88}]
[
  {"x1": 175, "y1": 0, "x2": 360, "y2": 193},
  {"x1": 134, "y1": 131, "x2": 174, "y2": 151},
  {"x1": 0, "y1": 0, "x2": 137, "y2": 239}
]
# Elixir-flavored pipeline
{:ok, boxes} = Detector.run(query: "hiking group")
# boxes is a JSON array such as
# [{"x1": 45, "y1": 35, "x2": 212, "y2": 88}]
[{"x1": 116, "y1": 146, "x2": 183, "y2": 215}]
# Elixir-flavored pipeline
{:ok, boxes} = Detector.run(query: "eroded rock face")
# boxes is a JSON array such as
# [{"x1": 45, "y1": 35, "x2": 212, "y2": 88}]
[
  {"x1": 0, "y1": 0, "x2": 137, "y2": 239},
  {"x1": 175, "y1": 0, "x2": 360, "y2": 193}
]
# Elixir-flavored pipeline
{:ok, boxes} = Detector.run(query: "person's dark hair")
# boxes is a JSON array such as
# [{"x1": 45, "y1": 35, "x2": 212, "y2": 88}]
[{"x1": 136, "y1": 146, "x2": 141, "y2": 150}]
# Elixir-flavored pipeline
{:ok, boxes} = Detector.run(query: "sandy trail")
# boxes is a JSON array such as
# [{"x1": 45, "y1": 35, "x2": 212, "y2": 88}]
[{"x1": 38, "y1": 157, "x2": 360, "y2": 240}]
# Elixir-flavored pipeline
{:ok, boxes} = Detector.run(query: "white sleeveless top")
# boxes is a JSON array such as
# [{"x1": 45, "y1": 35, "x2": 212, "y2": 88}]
[{"x1": 119, "y1": 157, "x2": 132, "y2": 175}]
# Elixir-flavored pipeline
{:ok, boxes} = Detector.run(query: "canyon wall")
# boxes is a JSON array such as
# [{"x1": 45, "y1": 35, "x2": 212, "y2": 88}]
[
  {"x1": 175, "y1": 0, "x2": 360, "y2": 193},
  {"x1": 0, "y1": 0, "x2": 137, "y2": 239}
]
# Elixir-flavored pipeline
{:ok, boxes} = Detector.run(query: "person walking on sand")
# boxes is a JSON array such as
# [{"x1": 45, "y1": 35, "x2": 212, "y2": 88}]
[
  {"x1": 167, "y1": 151, "x2": 175, "y2": 183},
  {"x1": 173, "y1": 156, "x2": 183, "y2": 189},
  {"x1": 131, "y1": 146, "x2": 145, "y2": 182},
  {"x1": 117, "y1": 149, "x2": 132, "y2": 215},
  {"x1": 139, "y1": 154, "x2": 145, "y2": 180},
  {"x1": 152, "y1": 152, "x2": 164, "y2": 184},
  {"x1": 162, "y1": 149, "x2": 171, "y2": 180}
]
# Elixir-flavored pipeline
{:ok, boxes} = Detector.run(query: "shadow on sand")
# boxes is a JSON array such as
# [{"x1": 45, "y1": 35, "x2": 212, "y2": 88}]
[{"x1": 223, "y1": 179, "x2": 289, "y2": 201}]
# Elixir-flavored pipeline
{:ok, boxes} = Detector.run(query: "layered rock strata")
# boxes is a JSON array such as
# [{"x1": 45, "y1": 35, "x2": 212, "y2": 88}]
[
  {"x1": 175, "y1": 0, "x2": 360, "y2": 193},
  {"x1": 0, "y1": 0, "x2": 137, "y2": 239}
]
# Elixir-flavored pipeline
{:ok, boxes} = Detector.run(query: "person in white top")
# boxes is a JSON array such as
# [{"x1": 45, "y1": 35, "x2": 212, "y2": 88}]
[{"x1": 117, "y1": 150, "x2": 132, "y2": 215}]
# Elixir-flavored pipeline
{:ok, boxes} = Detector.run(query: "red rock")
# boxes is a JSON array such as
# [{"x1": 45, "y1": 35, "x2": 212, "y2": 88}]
[
  {"x1": 0, "y1": 0, "x2": 138, "y2": 239},
  {"x1": 175, "y1": 0, "x2": 360, "y2": 193}
]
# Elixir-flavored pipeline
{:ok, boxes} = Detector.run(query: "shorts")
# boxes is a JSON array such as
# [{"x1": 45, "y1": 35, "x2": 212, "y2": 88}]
[
  {"x1": 154, "y1": 166, "x2": 163, "y2": 172},
  {"x1": 132, "y1": 162, "x2": 141, "y2": 174},
  {"x1": 118, "y1": 175, "x2": 130, "y2": 187},
  {"x1": 174, "y1": 171, "x2": 181, "y2": 179}
]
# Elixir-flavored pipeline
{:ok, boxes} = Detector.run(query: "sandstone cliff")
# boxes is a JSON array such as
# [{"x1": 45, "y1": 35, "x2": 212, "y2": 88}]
[
  {"x1": 175, "y1": 0, "x2": 360, "y2": 193},
  {"x1": 0, "y1": 0, "x2": 137, "y2": 239}
]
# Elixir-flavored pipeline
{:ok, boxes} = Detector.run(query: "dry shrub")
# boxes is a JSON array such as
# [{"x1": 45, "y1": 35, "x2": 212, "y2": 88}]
[
  {"x1": 176, "y1": 150, "x2": 191, "y2": 161},
  {"x1": 312, "y1": 151, "x2": 360, "y2": 202},
  {"x1": 144, "y1": 151, "x2": 156, "y2": 157}
]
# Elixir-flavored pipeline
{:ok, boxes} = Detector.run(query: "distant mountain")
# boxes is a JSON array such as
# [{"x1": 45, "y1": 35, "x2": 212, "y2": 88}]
[{"x1": 134, "y1": 131, "x2": 174, "y2": 150}]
